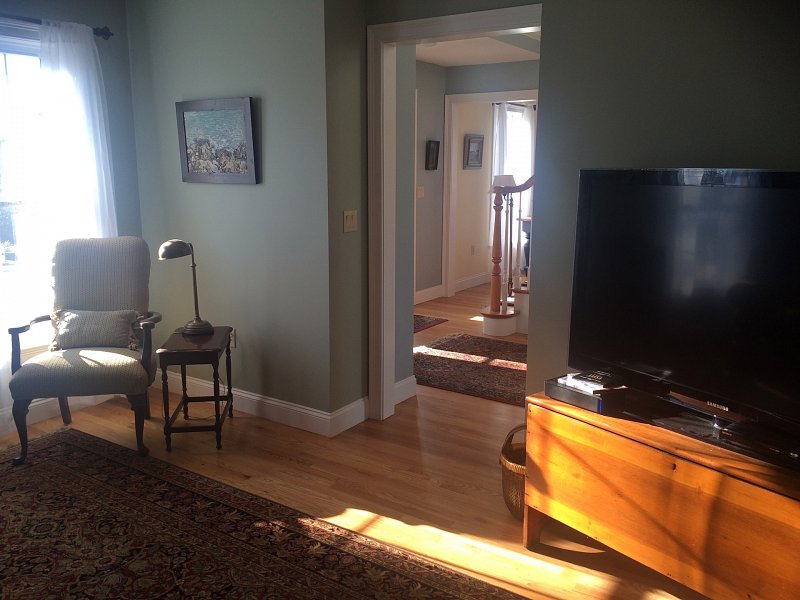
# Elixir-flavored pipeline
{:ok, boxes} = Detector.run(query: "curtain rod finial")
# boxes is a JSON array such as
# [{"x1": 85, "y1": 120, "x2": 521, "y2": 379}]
[{"x1": 92, "y1": 26, "x2": 113, "y2": 40}]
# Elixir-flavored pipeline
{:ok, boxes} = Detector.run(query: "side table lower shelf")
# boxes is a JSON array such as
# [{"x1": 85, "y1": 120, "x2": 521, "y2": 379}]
[{"x1": 156, "y1": 326, "x2": 233, "y2": 450}]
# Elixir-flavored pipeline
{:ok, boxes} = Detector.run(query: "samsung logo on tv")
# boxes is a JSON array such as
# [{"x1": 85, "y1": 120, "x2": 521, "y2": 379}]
[{"x1": 707, "y1": 401, "x2": 730, "y2": 412}]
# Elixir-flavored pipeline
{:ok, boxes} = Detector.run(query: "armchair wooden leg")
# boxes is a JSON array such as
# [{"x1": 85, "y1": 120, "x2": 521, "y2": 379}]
[
  {"x1": 127, "y1": 393, "x2": 150, "y2": 457},
  {"x1": 11, "y1": 399, "x2": 32, "y2": 466},
  {"x1": 58, "y1": 396, "x2": 72, "y2": 424}
]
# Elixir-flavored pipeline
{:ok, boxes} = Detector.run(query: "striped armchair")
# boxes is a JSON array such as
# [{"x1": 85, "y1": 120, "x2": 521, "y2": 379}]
[{"x1": 7, "y1": 237, "x2": 161, "y2": 465}]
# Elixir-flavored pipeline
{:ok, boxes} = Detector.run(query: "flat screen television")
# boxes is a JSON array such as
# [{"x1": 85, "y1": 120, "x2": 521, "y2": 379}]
[{"x1": 569, "y1": 168, "x2": 800, "y2": 463}]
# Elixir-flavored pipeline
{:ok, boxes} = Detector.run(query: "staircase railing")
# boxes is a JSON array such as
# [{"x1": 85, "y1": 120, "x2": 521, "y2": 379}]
[{"x1": 486, "y1": 175, "x2": 534, "y2": 315}]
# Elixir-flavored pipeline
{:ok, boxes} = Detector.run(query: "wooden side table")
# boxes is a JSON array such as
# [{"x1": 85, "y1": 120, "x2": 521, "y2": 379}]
[{"x1": 156, "y1": 326, "x2": 233, "y2": 451}]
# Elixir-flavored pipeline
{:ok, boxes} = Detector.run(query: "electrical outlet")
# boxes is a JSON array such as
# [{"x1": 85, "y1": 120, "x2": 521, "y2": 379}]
[{"x1": 229, "y1": 329, "x2": 237, "y2": 348}]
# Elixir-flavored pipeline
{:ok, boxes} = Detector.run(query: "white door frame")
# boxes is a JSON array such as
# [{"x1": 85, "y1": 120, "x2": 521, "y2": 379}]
[{"x1": 367, "y1": 5, "x2": 543, "y2": 420}]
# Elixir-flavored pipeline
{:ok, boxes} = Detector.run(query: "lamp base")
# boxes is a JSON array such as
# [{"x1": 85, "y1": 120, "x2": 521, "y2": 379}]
[{"x1": 182, "y1": 318, "x2": 214, "y2": 336}]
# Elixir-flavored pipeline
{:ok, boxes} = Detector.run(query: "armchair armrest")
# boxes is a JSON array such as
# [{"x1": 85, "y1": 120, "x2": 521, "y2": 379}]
[
  {"x1": 8, "y1": 315, "x2": 51, "y2": 374},
  {"x1": 138, "y1": 311, "x2": 162, "y2": 328},
  {"x1": 136, "y1": 311, "x2": 162, "y2": 377}
]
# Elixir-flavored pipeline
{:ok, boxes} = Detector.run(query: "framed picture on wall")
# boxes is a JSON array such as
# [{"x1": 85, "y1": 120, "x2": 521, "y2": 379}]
[
  {"x1": 463, "y1": 134, "x2": 484, "y2": 169},
  {"x1": 425, "y1": 140, "x2": 440, "y2": 170},
  {"x1": 176, "y1": 97, "x2": 257, "y2": 184}
]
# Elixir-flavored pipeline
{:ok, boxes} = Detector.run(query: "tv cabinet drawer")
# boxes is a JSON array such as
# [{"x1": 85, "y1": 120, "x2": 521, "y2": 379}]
[{"x1": 524, "y1": 394, "x2": 800, "y2": 600}]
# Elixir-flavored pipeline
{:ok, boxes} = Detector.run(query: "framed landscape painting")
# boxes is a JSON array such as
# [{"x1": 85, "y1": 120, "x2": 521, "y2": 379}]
[{"x1": 176, "y1": 97, "x2": 257, "y2": 184}]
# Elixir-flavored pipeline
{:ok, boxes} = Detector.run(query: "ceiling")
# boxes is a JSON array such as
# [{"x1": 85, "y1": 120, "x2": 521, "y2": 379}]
[{"x1": 415, "y1": 31, "x2": 540, "y2": 68}]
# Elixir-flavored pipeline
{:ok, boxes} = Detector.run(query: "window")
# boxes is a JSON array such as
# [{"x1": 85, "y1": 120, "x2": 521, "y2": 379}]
[
  {"x1": 0, "y1": 50, "x2": 41, "y2": 270},
  {"x1": 490, "y1": 101, "x2": 535, "y2": 278},
  {"x1": 0, "y1": 18, "x2": 118, "y2": 354}
]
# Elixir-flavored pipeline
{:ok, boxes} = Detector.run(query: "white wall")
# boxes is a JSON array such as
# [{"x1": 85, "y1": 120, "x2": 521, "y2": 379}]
[{"x1": 454, "y1": 102, "x2": 493, "y2": 285}]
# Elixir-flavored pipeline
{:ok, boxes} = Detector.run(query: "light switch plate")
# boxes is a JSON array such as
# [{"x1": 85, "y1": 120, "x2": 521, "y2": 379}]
[{"x1": 343, "y1": 210, "x2": 358, "y2": 233}]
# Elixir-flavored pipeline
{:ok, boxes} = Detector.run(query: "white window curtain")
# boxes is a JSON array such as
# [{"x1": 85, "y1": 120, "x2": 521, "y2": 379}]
[
  {"x1": 0, "y1": 19, "x2": 117, "y2": 434},
  {"x1": 489, "y1": 102, "x2": 534, "y2": 274},
  {"x1": 489, "y1": 102, "x2": 509, "y2": 248},
  {"x1": 26, "y1": 20, "x2": 117, "y2": 243}
]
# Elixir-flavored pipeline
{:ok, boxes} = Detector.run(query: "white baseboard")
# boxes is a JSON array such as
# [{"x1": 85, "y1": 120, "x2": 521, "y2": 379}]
[
  {"x1": 394, "y1": 375, "x2": 417, "y2": 406},
  {"x1": 1, "y1": 376, "x2": 368, "y2": 441},
  {"x1": 154, "y1": 372, "x2": 365, "y2": 438},
  {"x1": 455, "y1": 272, "x2": 490, "y2": 293},
  {"x1": 414, "y1": 284, "x2": 444, "y2": 305}
]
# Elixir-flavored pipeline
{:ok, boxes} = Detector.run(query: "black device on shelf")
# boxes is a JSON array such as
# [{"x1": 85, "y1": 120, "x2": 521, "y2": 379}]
[{"x1": 567, "y1": 168, "x2": 800, "y2": 469}]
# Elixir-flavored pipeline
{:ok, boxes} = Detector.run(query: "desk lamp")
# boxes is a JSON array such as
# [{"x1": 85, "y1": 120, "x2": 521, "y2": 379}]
[{"x1": 158, "y1": 239, "x2": 214, "y2": 335}]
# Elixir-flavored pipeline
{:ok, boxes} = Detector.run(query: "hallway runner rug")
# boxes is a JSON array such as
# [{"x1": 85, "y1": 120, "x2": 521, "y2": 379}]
[
  {"x1": 414, "y1": 333, "x2": 527, "y2": 406},
  {"x1": 0, "y1": 429, "x2": 523, "y2": 599},
  {"x1": 414, "y1": 314, "x2": 448, "y2": 333}
]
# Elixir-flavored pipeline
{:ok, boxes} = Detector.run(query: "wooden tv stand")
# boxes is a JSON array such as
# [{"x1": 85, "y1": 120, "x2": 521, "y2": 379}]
[{"x1": 524, "y1": 393, "x2": 800, "y2": 600}]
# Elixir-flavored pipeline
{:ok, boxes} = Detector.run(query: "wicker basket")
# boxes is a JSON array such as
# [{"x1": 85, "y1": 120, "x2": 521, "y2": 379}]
[{"x1": 499, "y1": 424, "x2": 527, "y2": 520}]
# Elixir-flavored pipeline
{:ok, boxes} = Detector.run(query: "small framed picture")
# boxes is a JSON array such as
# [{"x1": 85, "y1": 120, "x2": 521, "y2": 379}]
[
  {"x1": 176, "y1": 97, "x2": 257, "y2": 184},
  {"x1": 425, "y1": 140, "x2": 440, "y2": 171},
  {"x1": 463, "y1": 134, "x2": 484, "y2": 169}
]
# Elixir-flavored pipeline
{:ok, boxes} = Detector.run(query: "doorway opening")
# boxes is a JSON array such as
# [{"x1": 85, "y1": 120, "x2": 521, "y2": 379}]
[{"x1": 367, "y1": 6, "x2": 543, "y2": 420}]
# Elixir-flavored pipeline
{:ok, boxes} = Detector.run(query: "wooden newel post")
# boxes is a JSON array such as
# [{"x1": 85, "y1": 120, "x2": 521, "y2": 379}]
[
  {"x1": 489, "y1": 188, "x2": 504, "y2": 313},
  {"x1": 482, "y1": 176, "x2": 534, "y2": 335}
]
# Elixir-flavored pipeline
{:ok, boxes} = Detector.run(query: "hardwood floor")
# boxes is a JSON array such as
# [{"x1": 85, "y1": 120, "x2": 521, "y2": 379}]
[
  {"x1": 414, "y1": 283, "x2": 528, "y2": 347},
  {"x1": 0, "y1": 284, "x2": 702, "y2": 599}
]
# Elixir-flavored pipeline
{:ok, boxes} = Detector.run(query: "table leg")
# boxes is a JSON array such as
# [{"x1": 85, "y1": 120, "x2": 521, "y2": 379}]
[
  {"x1": 161, "y1": 367, "x2": 169, "y2": 421},
  {"x1": 161, "y1": 367, "x2": 172, "y2": 452},
  {"x1": 226, "y1": 342, "x2": 233, "y2": 417},
  {"x1": 523, "y1": 505, "x2": 545, "y2": 549},
  {"x1": 213, "y1": 359, "x2": 222, "y2": 449},
  {"x1": 181, "y1": 364, "x2": 189, "y2": 420}
]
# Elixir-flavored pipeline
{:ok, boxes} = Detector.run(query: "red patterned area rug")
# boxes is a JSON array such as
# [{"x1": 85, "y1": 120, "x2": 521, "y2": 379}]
[
  {"x1": 0, "y1": 429, "x2": 523, "y2": 599},
  {"x1": 414, "y1": 314, "x2": 448, "y2": 333},
  {"x1": 414, "y1": 333, "x2": 527, "y2": 406}
]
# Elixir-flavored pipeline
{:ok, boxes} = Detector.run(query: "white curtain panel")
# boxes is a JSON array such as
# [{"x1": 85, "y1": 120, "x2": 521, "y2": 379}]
[
  {"x1": 0, "y1": 20, "x2": 117, "y2": 433},
  {"x1": 38, "y1": 20, "x2": 117, "y2": 239},
  {"x1": 490, "y1": 102, "x2": 534, "y2": 280},
  {"x1": 489, "y1": 102, "x2": 508, "y2": 248}
]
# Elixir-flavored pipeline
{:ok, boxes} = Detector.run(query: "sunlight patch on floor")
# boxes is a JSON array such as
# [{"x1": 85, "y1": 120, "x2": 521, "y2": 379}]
[
  {"x1": 413, "y1": 346, "x2": 526, "y2": 371},
  {"x1": 325, "y1": 507, "x2": 642, "y2": 599}
]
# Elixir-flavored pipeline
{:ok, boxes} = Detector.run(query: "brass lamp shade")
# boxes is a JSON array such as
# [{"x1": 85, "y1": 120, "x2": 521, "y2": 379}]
[
  {"x1": 158, "y1": 239, "x2": 193, "y2": 260},
  {"x1": 158, "y1": 239, "x2": 214, "y2": 336}
]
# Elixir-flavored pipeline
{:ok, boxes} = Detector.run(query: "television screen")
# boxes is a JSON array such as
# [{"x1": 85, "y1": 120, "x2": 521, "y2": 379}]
[{"x1": 569, "y1": 168, "x2": 800, "y2": 430}]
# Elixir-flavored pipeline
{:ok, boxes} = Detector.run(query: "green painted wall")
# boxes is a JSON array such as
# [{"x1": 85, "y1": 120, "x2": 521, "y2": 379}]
[
  {"x1": 394, "y1": 44, "x2": 416, "y2": 382},
  {"x1": 446, "y1": 60, "x2": 539, "y2": 95},
  {"x1": 529, "y1": 0, "x2": 800, "y2": 392},
  {"x1": 0, "y1": 0, "x2": 141, "y2": 236},
  {"x1": 324, "y1": 0, "x2": 368, "y2": 409},
  {"x1": 415, "y1": 61, "x2": 446, "y2": 292},
  {"x1": 128, "y1": 0, "x2": 333, "y2": 410}
]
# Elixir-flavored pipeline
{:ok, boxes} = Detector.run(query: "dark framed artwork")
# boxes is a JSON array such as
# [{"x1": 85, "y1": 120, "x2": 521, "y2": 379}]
[
  {"x1": 425, "y1": 140, "x2": 440, "y2": 171},
  {"x1": 463, "y1": 134, "x2": 484, "y2": 169},
  {"x1": 176, "y1": 97, "x2": 257, "y2": 184}
]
